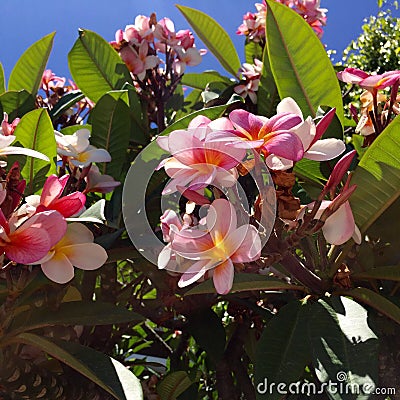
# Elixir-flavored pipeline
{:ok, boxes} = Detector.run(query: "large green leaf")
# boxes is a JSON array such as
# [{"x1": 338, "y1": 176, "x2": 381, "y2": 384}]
[
  {"x1": 255, "y1": 300, "x2": 311, "y2": 400},
  {"x1": 9, "y1": 301, "x2": 143, "y2": 335},
  {"x1": 14, "y1": 333, "x2": 143, "y2": 400},
  {"x1": 157, "y1": 371, "x2": 199, "y2": 400},
  {"x1": 13, "y1": 108, "x2": 57, "y2": 194},
  {"x1": 353, "y1": 265, "x2": 400, "y2": 282},
  {"x1": 90, "y1": 90, "x2": 131, "y2": 179},
  {"x1": 68, "y1": 29, "x2": 132, "y2": 103},
  {"x1": 349, "y1": 116, "x2": 400, "y2": 232},
  {"x1": 309, "y1": 296, "x2": 378, "y2": 400},
  {"x1": 180, "y1": 71, "x2": 232, "y2": 90},
  {"x1": 176, "y1": 5, "x2": 241, "y2": 77},
  {"x1": 49, "y1": 90, "x2": 84, "y2": 120},
  {"x1": 8, "y1": 32, "x2": 55, "y2": 94},
  {"x1": 265, "y1": 0, "x2": 343, "y2": 125},
  {"x1": 0, "y1": 62, "x2": 5, "y2": 94},
  {"x1": 0, "y1": 90, "x2": 35, "y2": 120},
  {"x1": 258, "y1": 46, "x2": 279, "y2": 118},
  {"x1": 185, "y1": 273, "x2": 305, "y2": 295}
]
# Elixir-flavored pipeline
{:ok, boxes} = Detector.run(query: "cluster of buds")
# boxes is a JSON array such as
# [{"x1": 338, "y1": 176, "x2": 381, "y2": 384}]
[
  {"x1": 111, "y1": 14, "x2": 205, "y2": 130},
  {"x1": 237, "y1": 0, "x2": 327, "y2": 42},
  {"x1": 234, "y1": 59, "x2": 263, "y2": 104},
  {"x1": 337, "y1": 67, "x2": 400, "y2": 145},
  {"x1": 0, "y1": 120, "x2": 120, "y2": 283},
  {"x1": 39, "y1": 69, "x2": 94, "y2": 129},
  {"x1": 155, "y1": 98, "x2": 359, "y2": 294}
]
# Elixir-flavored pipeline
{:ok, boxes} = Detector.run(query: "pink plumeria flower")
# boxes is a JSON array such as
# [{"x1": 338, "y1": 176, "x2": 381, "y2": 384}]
[
  {"x1": 0, "y1": 209, "x2": 66, "y2": 264},
  {"x1": 176, "y1": 29, "x2": 195, "y2": 50},
  {"x1": 266, "y1": 97, "x2": 345, "y2": 170},
  {"x1": 1, "y1": 113, "x2": 20, "y2": 136},
  {"x1": 124, "y1": 15, "x2": 154, "y2": 44},
  {"x1": 209, "y1": 109, "x2": 304, "y2": 163},
  {"x1": 41, "y1": 69, "x2": 66, "y2": 93},
  {"x1": 312, "y1": 200, "x2": 361, "y2": 245},
  {"x1": 173, "y1": 47, "x2": 203, "y2": 75},
  {"x1": 337, "y1": 68, "x2": 400, "y2": 92},
  {"x1": 234, "y1": 60, "x2": 263, "y2": 104},
  {"x1": 83, "y1": 165, "x2": 121, "y2": 194},
  {"x1": 156, "y1": 119, "x2": 245, "y2": 195},
  {"x1": 153, "y1": 17, "x2": 180, "y2": 47},
  {"x1": 119, "y1": 41, "x2": 160, "y2": 80},
  {"x1": 55, "y1": 129, "x2": 111, "y2": 168},
  {"x1": 34, "y1": 223, "x2": 108, "y2": 284},
  {"x1": 162, "y1": 199, "x2": 261, "y2": 294},
  {"x1": 25, "y1": 175, "x2": 86, "y2": 218}
]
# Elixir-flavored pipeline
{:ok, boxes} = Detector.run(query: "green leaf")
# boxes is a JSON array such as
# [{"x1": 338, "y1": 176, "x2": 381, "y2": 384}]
[
  {"x1": 309, "y1": 296, "x2": 378, "y2": 400},
  {"x1": 157, "y1": 371, "x2": 199, "y2": 400},
  {"x1": 68, "y1": 29, "x2": 132, "y2": 103},
  {"x1": 61, "y1": 123, "x2": 92, "y2": 136},
  {"x1": 8, "y1": 33, "x2": 55, "y2": 94},
  {"x1": 91, "y1": 90, "x2": 131, "y2": 179},
  {"x1": 180, "y1": 71, "x2": 232, "y2": 90},
  {"x1": 245, "y1": 40, "x2": 263, "y2": 64},
  {"x1": 49, "y1": 90, "x2": 85, "y2": 120},
  {"x1": 265, "y1": 0, "x2": 343, "y2": 125},
  {"x1": 185, "y1": 273, "x2": 305, "y2": 295},
  {"x1": 349, "y1": 116, "x2": 400, "y2": 232},
  {"x1": 294, "y1": 158, "x2": 326, "y2": 186},
  {"x1": 68, "y1": 199, "x2": 106, "y2": 224},
  {"x1": 0, "y1": 90, "x2": 35, "y2": 120},
  {"x1": 353, "y1": 265, "x2": 400, "y2": 281},
  {"x1": 161, "y1": 102, "x2": 241, "y2": 136},
  {"x1": 258, "y1": 46, "x2": 279, "y2": 118},
  {"x1": 176, "y1": 5, "x2": 241, "y2": 77},
  {"x1": 9, "y1": 301, "x2": 143, "y2": 334},
  {"x1": 187, "y1": 308, "x2": 226, "y2": 364},
  {"x1": 14, "y1": 333, "x2": 143, "y2": 400},
  {"x1": 13, "y1": 108, "x2": 57, "y2": 194},
  {"x1": 336, "y1": 287, "x2": 400, "y2": 325},
  {"x1": 255, "y1": 300, "x2": 311, "y2": 400},
  {"x1": 0, "y1": 62, "x2": 5, "y2": 94}
]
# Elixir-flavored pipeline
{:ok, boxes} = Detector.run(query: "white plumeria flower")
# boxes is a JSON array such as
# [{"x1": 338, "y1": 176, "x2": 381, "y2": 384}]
[
  {"x1": 266, "y1": 97, "x2": 346, "y2": 170},
  {"x1": 55, "y1": 128, "x2": 111, "y2": 168}
]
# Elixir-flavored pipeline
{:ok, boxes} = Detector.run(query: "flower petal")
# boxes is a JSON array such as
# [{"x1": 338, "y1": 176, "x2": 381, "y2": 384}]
[
  {"x1": 322, "y1": 202, "x2": 355, "y2": 245},
  {"x1": 212, "y1": 259, "x2": 234, "y2": 295},
  {"x1": 305, "y1": 139, "x2": 346, "y2": 161},
  {"x1": 41, "y1": 253, "x2": 75, "y2": 284},
  {"x1": 61, "y1": 243, "x2": 107, "y2": 270}
]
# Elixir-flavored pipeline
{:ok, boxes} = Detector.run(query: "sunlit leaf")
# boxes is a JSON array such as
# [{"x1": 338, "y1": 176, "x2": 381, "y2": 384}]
[
  {"x1": 13, "y1": 333, "x2": 143, "y2": 400},
  {"x1": 176, "y1": 5, "x2": 241, "y2": 77},
  {"x1": 8, "y1": 32, "x2": 55, "y2": 94},
  {"x1": 13, "y1": 108, "x2": 57, "y2": 194},
  {"x1": 0, "y1": 90, "x2": 35, "y2": 120},
  {"x1": 349, "y1": 115, "x2": 400, "y2": 232},
  {"x1": 0, "y1": 62, "x2": 5, "y2": 94},
  {"x1": 68, "y1": 29, "x2": 132, "y2": 103},
  {"x1": 180, "y1": 71, "x2": 233, "y2": 90},
  {"x1": 265, "y1": 0, "x2": 343, "y2": 126},
  {"x1": 157, "y1": 371, "x2": 200, "y2": 400},
  {"x1": 49, "y1": 90, "x2": 84, "y2": 120},
  {"x1": 309, "y1": 296, "x2": 378, "y2": 400},
  {"x1": 91, "y1": 90, "x2": 131, "y2": 179}
]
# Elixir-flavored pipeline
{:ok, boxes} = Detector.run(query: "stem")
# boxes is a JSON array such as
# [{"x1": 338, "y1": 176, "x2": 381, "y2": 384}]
[{"x1": 280, "y1": 253, "x2": 326, "y2": 294}]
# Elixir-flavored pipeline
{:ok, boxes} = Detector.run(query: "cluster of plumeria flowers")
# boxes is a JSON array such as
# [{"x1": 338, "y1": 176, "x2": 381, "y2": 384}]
[
  {"x1": 155, "y1": 97, "x2": 361, "y2": 294},
  {"x1": 337, "y1": 67, "x2": 400, "y2": 145},
  {"x1": 39, "y1": 69, "x2": 94, "y2": 128},
  {"x1": 237, "y1": 0, "x2": 327, "y2": 42},
  {"x1": 0, "y1": 112, "x2": 120, "y2": 284},
  {"x1": 111, "y1": 14, "x2": 205, "y2": 84}
]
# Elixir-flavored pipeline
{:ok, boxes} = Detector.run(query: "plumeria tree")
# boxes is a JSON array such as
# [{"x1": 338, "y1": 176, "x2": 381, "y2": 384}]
[{"x1": 1, "y1": 1, "x2": 400, "y2": 399}]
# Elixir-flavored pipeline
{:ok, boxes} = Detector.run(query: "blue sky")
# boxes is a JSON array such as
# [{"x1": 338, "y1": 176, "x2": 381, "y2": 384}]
[{"x1": 0, "y1": 0, "x2": 398, "y2": 81}]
